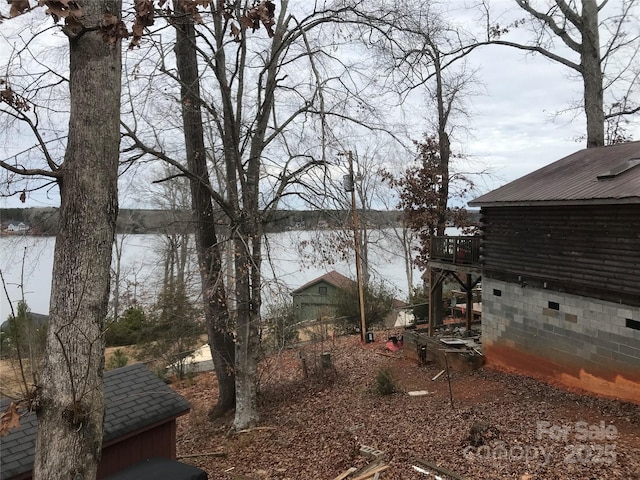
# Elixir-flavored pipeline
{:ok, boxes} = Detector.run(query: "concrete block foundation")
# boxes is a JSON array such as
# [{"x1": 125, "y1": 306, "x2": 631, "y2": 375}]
[{"x1": 482, "y1": 278, "x2": 640, "y2": 404}]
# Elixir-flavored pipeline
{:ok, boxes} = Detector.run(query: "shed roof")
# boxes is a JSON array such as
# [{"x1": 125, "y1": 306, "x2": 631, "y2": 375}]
[
  {"x1": 469, "y1": 141, "x2": 640, "y2": 207},
  {"x1": 0, "y1": 363, "x2": 190, "y2": 479},
  {"x1": 0, "y1": 313, "x2": 49, "y2": 331},
  {"x1": 291, "y1": 270, "x2": 355, "y2": 295}
]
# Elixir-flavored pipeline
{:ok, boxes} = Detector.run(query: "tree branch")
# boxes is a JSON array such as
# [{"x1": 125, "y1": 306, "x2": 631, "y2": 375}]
[{"x1": 515, "y1": 0, "x2": 582, "y2": 53}]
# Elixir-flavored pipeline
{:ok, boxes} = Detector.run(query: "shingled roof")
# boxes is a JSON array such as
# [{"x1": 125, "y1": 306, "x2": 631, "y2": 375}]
[
  {"x1": 469, "y1": 141, "x2": 640, "y2": 207},
  {"x1": 291, "y1": 270, "x2": 355, "y2": 294},
  {"x1": 0, "y1": 363, "x2": 190, "y2": 479}
]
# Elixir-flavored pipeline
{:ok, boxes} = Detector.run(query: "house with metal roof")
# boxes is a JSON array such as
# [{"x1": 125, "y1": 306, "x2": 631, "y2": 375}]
[
  {"x1": 0, "y1": 363, "x2": 205, "y2": 480},
  {"x1": 469, "y1": 141, "x2": 640, "y2": 404}
]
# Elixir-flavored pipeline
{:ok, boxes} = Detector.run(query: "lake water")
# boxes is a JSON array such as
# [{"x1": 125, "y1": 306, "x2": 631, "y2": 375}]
[{"x1": 0, "y1": 229, "x2": 422, "y2": 318}]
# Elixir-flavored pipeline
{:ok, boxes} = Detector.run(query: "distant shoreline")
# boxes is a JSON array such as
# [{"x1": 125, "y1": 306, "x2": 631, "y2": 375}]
[{"x1": 0, "y1": 207, "x2": 412, "y2": 236}]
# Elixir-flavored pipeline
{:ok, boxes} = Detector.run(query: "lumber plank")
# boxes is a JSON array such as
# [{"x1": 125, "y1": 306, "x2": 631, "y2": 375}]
[
  {"x1": 351, "y1": 465, "x2": 389, "y2": 480},
  {"x1": 332, "y1": 467, "x2": 357, "y2": 480},
  {"x1": 412, "y1": 457, "x2": 467, "y2": 480}
]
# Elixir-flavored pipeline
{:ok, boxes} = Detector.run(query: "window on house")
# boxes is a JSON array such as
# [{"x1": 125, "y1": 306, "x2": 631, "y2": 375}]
[
  {"x1": 493, "y1": 289, "x2": 502, "y2": 297},
  {"x1": 548, "y1": 301, "x2": 560, "y2": 311},
  {"x1": 319, "y1": 286, "x2": 327, "y2": 296}
]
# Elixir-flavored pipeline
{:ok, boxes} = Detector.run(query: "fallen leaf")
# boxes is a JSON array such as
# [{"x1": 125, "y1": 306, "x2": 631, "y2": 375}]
[
  {"x1": 10, "y1": 0, "x2": 31, "y2": 18},
  {"x1": 0, "y1": 402, "x2": 21, "y2": 437}
]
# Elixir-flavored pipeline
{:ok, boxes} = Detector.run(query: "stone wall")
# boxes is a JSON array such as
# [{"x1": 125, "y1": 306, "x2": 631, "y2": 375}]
[{"x1": 482, "y1": 278, "x2": 640, "y2": 404}]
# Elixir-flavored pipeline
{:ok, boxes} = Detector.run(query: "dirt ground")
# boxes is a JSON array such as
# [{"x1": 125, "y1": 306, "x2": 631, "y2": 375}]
[
  {"x1": 172, "y1": 333, "x2": 640, "y2": 480},
  {"x1": 0, "y1": 346, "x2": 138, "y2": 398}
]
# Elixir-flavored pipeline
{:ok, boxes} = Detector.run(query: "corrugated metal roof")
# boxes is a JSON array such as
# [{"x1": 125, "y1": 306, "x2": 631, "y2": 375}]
[
  {"x1": 0, "y1": 363, "x2": 190, "y2": 479},
  {"x1": 469, "y1": 141, "x2": 640, "y2": 207}
]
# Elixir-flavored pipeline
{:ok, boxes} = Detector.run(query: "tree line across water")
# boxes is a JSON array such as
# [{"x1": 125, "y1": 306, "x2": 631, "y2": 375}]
[
  {"x1": 1, "y1": 207, "x2": 411, "y2": 235},
  {"x1": 1, "y1": 208, "x2": 481, "y2": 235}
]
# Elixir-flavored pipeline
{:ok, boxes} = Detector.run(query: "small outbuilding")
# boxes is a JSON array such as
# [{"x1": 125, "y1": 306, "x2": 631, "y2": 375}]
[
  {"x1": 291, "y1": 270, "x2": 355, "y2": 322},
  {"x1": 1, "y1": 363, "x2": 204, "y2": 480},
  {"x1": 291, "y1": 270, "x2": 409, "y2": 328},
  {"x1": 469, "y1": 141, "x2": 640, "y2": 404}
]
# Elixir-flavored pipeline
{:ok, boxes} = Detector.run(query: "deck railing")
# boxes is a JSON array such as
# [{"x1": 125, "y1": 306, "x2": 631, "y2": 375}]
[{"x1": 430, "y1": 236, "x2": 480, "y2": 265}]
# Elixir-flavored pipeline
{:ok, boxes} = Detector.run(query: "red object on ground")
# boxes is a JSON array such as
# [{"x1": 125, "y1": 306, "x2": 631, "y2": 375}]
[{"x1": 385, "y1": 336, "x2": 403, "y2": 351}]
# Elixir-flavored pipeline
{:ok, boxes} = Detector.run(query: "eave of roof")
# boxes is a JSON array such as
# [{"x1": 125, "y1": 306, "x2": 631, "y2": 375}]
[
  {"x1": 469, "y1": 141, "x2": 640, "y2": 207},
  {"x1": 291, "y1": 270, "x2": 354, "y2": 294}
]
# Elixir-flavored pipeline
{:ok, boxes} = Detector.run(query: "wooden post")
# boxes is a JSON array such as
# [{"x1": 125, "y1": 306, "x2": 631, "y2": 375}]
[
  {"x1": 444, "y1": 352, "x2": 454, "y2": 409},
  {"x1": 465, "y1": 273, "x2": 473, "y2": 332},
  {"x1": 320, "y1": 352, "x2": 332, "y2": 369},
  {"x1": 428, "y1": 268, "x2": 436, "y2": 336},
  {"x1": 343, "y1": 150, "x2": 367, "y2": 342},
  {"x1": 300, "y1": 354, "x2": 308, "y2": 379}
]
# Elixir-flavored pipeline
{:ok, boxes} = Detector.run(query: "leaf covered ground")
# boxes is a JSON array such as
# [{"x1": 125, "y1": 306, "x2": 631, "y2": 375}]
[{"x1": 172, "y1": 333, "x2": 640, "y2": 480}]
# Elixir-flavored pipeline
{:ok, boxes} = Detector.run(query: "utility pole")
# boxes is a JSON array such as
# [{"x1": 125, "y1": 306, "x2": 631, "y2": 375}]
[{"x1": 341, "y1": 150, "x2": 367, "y2": 342}]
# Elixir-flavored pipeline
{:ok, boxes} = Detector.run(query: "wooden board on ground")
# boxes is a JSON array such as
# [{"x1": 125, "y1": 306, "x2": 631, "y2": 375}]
[
  {"x1": 347, "y1": 459, "x2": 389, "y2": 480},
  {"x1": 351, "y1": 464, "x2": 389, "y2": 480},
  {"x1": 332, "y1": 467, "x2": 357, "y2": 480}
]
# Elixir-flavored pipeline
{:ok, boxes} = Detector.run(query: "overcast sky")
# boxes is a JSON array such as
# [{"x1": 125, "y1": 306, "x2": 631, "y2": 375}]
[{"x1": 1, "y1": 0, "x2": 638, "y2": 209}]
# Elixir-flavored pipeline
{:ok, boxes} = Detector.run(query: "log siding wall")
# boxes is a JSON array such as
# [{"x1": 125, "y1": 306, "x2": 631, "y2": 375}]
[{"x1": 480, "y1": 204, "x2": 640, "y2": 307}]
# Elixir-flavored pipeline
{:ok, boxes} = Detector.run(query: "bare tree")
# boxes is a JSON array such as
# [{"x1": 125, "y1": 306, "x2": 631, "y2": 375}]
[
  {"x1": 0, "y1": 1, "x2": 122, "y2": 478},
  {"x1": 171, "y1": 1, "x2": 237, "y2": 418},
  {"x1": 296, "y1": 147, "x2": 405, "y2": 291},
  {"x1": 478, "y1": 0, "x2": 640, "y2": 147},
  {"x1": 348, "y1": 1, "x2": 482, "y2": 325},
  {"x1": 122, "y1": 0, "x2": 398, "y2": 429}
]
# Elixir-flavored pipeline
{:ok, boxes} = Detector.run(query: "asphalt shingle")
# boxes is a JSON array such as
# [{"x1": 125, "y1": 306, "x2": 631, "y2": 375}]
[{"x1": 0, "y1": 363, "x2": 190, "y2": 479}]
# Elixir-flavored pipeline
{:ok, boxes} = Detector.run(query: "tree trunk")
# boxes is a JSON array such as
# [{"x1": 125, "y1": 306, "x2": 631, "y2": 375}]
[
  {"x1": 33, "y1": 1, "x2": 121, "y2": 479},
  {"x1": 111, "y1": 236, "x2": 124, "y2": 320},
  {"x1": 173, "y1": 6, "x2": 236, "y2": 417},
  {"x1": 400, "y1": 225, "x2": 414, "y2": 292},
  {"x1": 232, "y1": 140, "x2": 262, "y2": 429},
  {"x1": 581, "y1": 0, "x2": 604, "y2": 148},
  {"x1": 232, "y1": 227, "x2": 261, "y2": 430},
  {"x1": 433, "y1": 51, "x2": 450, "y2": 327}
]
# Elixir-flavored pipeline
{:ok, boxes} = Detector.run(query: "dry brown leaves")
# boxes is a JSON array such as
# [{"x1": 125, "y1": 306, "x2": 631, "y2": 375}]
[
  {"x1": 9, "y1": 0, "x2": 31, "y2": 18},
  {"x1": 38, "y1": 0, "x2": 83, "y2": 36},
  {"x1": 229, "y1": 0, "x2": 276, "y2": 42},
  {"x1": 101, "y1": 12, "x2": 129, "y2": 45},
  {"x1": 0, "y1": 80, "x2": 30, "y2": 112},
  {"x1": 176, "y1": 0, "x2": 211, "y2": 24},
  {"x1": 172, "y1": 333, "x2": 640, "y2": 480},
  {"x1": 129, "y1": 0, "x2": 155, "y2": 48}
]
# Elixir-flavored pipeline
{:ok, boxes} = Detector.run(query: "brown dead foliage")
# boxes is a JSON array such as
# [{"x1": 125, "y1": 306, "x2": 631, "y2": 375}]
[
  {"x1": 172, "y1": 333, "x2": 640, "y2": 480},
  {"x1": 0, "y1": 402, "x2": 21, "y2": 437},
  {"x1": 10, "y1": 0, "x2": 31, "y2": 18},
  {"x1": 130, "y1": 0, "x2": 155, "y2": 48},
  {"x1": 38, "y1": 0, "x2": 82, "y2": 24},
  {"x1": 0, "y1": 80, "x2": 30, "y2": 112},
  {"x1": 101, "y1": 12, "x2": 129, "y2": 45},
  {"x1": 228, "y1": 0, "x2": 275, "y2": 42}
]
